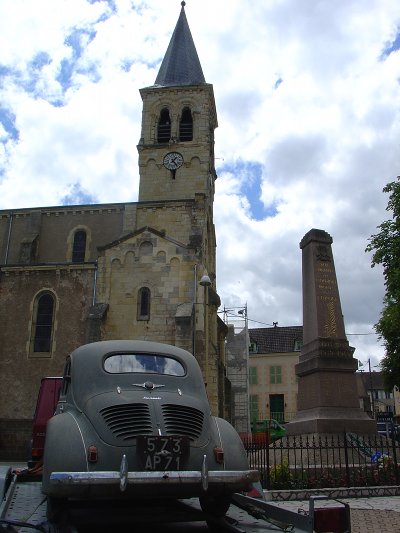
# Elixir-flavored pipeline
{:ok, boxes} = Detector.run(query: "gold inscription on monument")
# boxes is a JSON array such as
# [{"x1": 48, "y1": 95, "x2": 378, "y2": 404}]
[
  {"x1": 315, "y1": 260, "x2": 338, "y2": 337},
  {"x1": 324, "y1": 300, "x2": 337, "y2": 337}
]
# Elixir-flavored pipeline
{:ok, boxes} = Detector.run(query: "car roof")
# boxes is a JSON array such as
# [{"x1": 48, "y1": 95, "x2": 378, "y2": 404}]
[
  {"x1": 70, "y1": 340, "x2": 195, "y2": 362},
  {"x1": 67, "y1": 340, "x2": 205, "y2": 408}
]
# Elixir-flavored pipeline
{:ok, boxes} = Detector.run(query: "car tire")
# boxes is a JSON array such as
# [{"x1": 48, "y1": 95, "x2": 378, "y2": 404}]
[
  {"x1": 46, "y1": 496, "x2": 67, "y2": 522},
  {"x1": 199, "y1": 493, "x2": 231, "y2": 517},
  {"x1": 47, "y1": 523, "x2": 78, "y2": 533}
]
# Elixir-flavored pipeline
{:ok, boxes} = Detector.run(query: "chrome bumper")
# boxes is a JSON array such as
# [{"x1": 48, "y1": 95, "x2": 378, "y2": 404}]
[{"x1": 50, "y1": 454, "x2": 259, "y2": 493}]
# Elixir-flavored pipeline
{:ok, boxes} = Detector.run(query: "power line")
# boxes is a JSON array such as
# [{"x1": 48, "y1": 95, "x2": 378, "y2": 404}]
[
  {"x1": 347, "y1": 332, "x2": 378, "y2": 336},
  {"x1": 247, "y1": 318, "x2": 277, "y2": 327},
  {"x1": 219, "y1": 309, "x2": 379, "y2": 336}
]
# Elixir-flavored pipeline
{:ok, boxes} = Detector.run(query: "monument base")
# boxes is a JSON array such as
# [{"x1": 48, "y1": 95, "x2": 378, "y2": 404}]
[{"x1": 286, "y1": 406, "x2": 377, "y2": 435}]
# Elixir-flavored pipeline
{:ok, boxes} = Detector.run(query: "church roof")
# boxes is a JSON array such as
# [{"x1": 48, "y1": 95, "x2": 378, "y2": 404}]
[{"x1": 155, "y1": 1, "x2": 205, "y2": 87}]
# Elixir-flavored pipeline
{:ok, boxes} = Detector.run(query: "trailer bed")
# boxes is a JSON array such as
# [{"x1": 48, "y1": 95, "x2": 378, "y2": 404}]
[{"x1": 1, "y1": 468, "x2": 349, "y2": 532}]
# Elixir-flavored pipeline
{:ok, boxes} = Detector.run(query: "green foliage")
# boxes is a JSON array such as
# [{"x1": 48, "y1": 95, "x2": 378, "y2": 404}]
[
  {"x1": 366, "y1": 177, "x2": 400, "y2": 390},
  {"x1": 268, "y1": 464, "x2": 398, "y2": 490},
  {"x1": 269, "y1": 460, "x2": 292, "y2": 488}
]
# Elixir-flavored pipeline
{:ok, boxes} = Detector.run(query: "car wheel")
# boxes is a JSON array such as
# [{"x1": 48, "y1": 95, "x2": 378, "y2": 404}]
[
  {"x1": 47, "y1": 523, "x2": 78, "y2": 533},
  {"x1": 199, "y1": 493, "x2": 231, "y2": 517},
  {"x1": 46, "y1": 496, "x2": 67, "y2": 522}
]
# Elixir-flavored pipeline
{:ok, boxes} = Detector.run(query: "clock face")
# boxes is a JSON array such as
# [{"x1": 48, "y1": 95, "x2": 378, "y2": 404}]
[{"x1": 163, "y1": 152, "x2": 184, "y2": 170}]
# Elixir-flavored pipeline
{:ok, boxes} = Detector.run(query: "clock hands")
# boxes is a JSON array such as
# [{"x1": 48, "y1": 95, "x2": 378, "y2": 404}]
[{"x1": 163, "y1": 152, "x2": 184, "y2": 176}]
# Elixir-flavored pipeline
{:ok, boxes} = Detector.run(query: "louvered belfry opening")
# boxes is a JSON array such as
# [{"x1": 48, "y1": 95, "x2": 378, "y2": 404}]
[
  {"x1": 179, "y1": 107, "x2": 193, "y2": 141},
  {"x1": 157, "y1": 108, "x2": 171, "y2": 143}
]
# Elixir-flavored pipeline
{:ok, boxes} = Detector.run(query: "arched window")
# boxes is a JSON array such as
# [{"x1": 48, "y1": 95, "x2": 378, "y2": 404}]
[
  {"x1": 157, "y1": 108, "x2": 171, "y2": 143},
  {"x1": 179, "y1": 107, "x2": 193, "y2": 141},
  {"x1": 72, "y1": 230, "x2": 86, "y2": 262},
  {"x1": 137, "y1": 287, "x2": 151, "y2": 321},
  {"x1": 33, "y1": 293, "x2": 55, "y2": 352}
]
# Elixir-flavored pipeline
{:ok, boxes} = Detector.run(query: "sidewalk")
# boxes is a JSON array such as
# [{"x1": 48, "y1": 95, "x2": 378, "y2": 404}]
[{"x1": 274, "y1": 496, "x2": 400, "y2": 532}]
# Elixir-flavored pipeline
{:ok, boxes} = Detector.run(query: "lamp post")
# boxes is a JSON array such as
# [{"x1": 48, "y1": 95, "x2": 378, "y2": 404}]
[
  {"x1": 368, "y1": 358, "x2": 375, "y2": 416},
  {"x1": 359, "y1": 359, "x2": 377, "y2": 417},
  {"x1": 199, "y1": 274, "x2": 211, "y2": 389}
]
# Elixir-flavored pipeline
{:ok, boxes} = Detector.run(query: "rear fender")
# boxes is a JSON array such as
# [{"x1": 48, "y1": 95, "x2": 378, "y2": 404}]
[
  {"x1": 42, "y1": 412, "x2": 89, "y2": 494},
  {"x1": 212, "y1": 417, "x2": 249, "y2": 470}
]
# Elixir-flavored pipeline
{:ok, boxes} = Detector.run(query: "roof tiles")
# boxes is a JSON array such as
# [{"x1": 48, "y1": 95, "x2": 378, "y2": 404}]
[
  {"x1": 249, "y1": 326, "x2": 303, "y2": 354},
  {"x1": 155, "y1": 3, "x2": 205, "y2": 87}
]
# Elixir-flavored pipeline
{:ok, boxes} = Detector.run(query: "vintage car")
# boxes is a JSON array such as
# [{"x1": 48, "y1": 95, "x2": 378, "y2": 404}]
[{"x1": 42, "y1": 340, "x2": 259, "y2": 520}]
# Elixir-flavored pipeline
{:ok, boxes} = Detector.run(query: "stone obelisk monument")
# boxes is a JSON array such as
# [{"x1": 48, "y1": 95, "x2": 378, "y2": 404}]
[{"x1": 286, "y1": 229, "x2": 376, "y2": 435}]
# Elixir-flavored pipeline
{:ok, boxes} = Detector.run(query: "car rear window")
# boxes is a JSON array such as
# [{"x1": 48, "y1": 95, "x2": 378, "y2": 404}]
[{"x1": 104, "y1": 353, "x2": 185, "y2": 376}]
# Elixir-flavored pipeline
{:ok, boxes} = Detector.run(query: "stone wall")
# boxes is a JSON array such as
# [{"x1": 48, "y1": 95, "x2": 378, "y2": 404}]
[
  {"x1": 0, "y1": 266, "x2": 95, "y2": 420},
  {"x1": 0, "y1": 205, "x2": 125, "y2": 265}
]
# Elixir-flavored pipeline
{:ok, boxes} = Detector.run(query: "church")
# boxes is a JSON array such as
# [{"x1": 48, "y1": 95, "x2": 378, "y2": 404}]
[{"x1": 0, "y1": 3, "x2": 230, "y2": 458}]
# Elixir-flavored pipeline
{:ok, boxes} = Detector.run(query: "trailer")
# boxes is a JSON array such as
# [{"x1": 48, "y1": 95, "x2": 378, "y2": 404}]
[{"x1": 1, "y1": 465, "x2": 351, "y2": 532}]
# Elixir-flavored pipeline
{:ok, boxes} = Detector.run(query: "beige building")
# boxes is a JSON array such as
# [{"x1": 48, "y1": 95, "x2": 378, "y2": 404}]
[
  {"x1": 248, "y1": 326, "x2": 303, "y2": 423},
  {"x1": 357, "y1": 371, "x2": 395, "y2": 418},
  {"x1": 247, "y1": 325, "x2": 384, "y2": 428},
  {"x1": 0, "y1": 4, "x2": 228, "y2": 458}
]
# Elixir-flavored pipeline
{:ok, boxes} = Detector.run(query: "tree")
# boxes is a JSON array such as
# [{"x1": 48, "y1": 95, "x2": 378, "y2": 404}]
[{"x1": 366, "y1": 177, "x2": 400, "y2": 390}]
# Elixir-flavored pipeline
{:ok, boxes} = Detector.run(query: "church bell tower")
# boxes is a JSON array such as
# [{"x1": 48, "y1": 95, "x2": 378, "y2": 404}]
[
  {"x1": 133, "y1": 2, "x2": 224, "y2": 415},
  {"x1": 137, "y1": 1, "x2": 218, "y2": 206}
]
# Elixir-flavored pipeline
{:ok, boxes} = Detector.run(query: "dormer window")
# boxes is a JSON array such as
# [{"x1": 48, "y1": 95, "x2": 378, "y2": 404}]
[
  {"x1": 157, "y1": 108, "x2": 171, "y2": 143},
  {"x1": 249, "y1": 342, "x2": 258, "y2": 354},
  {"x1": 294, "y1": 340, "x2": 302, "y2": 352},
  {"x1": 179, "y1": 107, "x2": 193, "y2": 141}
]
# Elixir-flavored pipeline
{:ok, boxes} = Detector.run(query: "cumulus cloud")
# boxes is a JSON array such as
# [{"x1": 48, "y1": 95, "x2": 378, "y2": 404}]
[{"x1": 1, "y1": 0, "x2": 400, "y2": 366}]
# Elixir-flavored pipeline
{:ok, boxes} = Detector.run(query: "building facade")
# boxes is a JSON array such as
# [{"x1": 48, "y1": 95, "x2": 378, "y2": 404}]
[
  {"x1": 248, "y1": 326, "x2": 303, "y2": 423},
  {"x1": 357, "y1": 371, "x2": 395, "y2": 417},
  {"x1": 0, "y1": 4, "x2": 228, "y2": 458},
  {"x1": 248, "y1": 326, "x2": 385, "y2": 429}
]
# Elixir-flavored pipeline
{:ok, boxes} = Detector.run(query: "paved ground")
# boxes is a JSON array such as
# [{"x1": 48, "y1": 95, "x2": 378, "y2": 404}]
[{"x1": 275, "y1": 496, "x2": 400, "y2": 532}]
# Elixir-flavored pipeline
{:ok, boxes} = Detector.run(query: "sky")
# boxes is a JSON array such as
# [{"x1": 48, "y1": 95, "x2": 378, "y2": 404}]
[{"x1": 1, "y1": 0, "x2": 400, "y2": 369}]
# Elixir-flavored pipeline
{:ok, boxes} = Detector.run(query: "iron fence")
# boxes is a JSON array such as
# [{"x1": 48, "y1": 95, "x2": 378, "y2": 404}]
[{"x1": 243, "y1": 432, "x2": 400, "y2": 490}]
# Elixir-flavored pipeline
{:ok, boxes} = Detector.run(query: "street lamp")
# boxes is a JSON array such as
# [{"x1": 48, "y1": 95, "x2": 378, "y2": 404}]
[
  {"x1": 199, "y1": 275, "x2": 211, "y2": 287},
  {"x1": 199, "y1": 274, "x2": 211, "y2": 389}
]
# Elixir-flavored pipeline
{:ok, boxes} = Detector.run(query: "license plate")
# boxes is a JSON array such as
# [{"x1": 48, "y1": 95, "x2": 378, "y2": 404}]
[{"x1": 137, "y1": 435, "x2": 189, "y2": 470}]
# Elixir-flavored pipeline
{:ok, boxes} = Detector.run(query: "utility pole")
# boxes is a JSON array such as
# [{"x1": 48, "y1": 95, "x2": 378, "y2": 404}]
[{"x1": 369, "y1": 358, "x2": 375, "y2": 416}]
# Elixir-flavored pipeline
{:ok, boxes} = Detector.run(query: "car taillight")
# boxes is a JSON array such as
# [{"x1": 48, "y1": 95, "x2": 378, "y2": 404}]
[
  {"x1": 213, "y1": 446, "x2": 224, "y2": 464},
  {"x1": 87, "y1": 445, "x2": 98, "y2": 463}
]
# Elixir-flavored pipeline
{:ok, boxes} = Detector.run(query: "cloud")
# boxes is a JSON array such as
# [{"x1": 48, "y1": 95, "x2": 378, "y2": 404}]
[
  {"x1": 1, "y1": 0, "x2": 400, "y2": 362},
  {"x1": 61, "y1": 182, "x2": 98, "y2": 205}
]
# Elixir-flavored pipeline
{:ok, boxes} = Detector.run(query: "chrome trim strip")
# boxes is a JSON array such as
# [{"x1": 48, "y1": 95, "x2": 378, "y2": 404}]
[
  {"x1": 201, "y1": 454, "x2": 208, "y2": 491},
  {"x1": 67, "y1": 411, "x2": 89, "y2": 471},
  {"x1": 50, "y1": 469, "x2": 259, "y2": 487},
  {"x1": 119, "y1": 454, "x2": 128, "y2": 492}
]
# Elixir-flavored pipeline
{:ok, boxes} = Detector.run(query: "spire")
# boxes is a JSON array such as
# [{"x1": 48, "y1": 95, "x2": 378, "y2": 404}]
[{"x1": 155, "y1": 1, "x2": 205, "y2": 87}]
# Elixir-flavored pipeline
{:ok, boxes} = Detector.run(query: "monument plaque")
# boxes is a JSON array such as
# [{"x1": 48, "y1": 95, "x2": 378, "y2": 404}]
[{"x1": 286, "y1": 229, "x2": 376, "y2": 435}]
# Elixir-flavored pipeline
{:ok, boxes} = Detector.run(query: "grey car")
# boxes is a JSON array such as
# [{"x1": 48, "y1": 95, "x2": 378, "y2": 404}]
[{"x1": 42, "y1": 340, "x2": 258, "y2": 520}]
